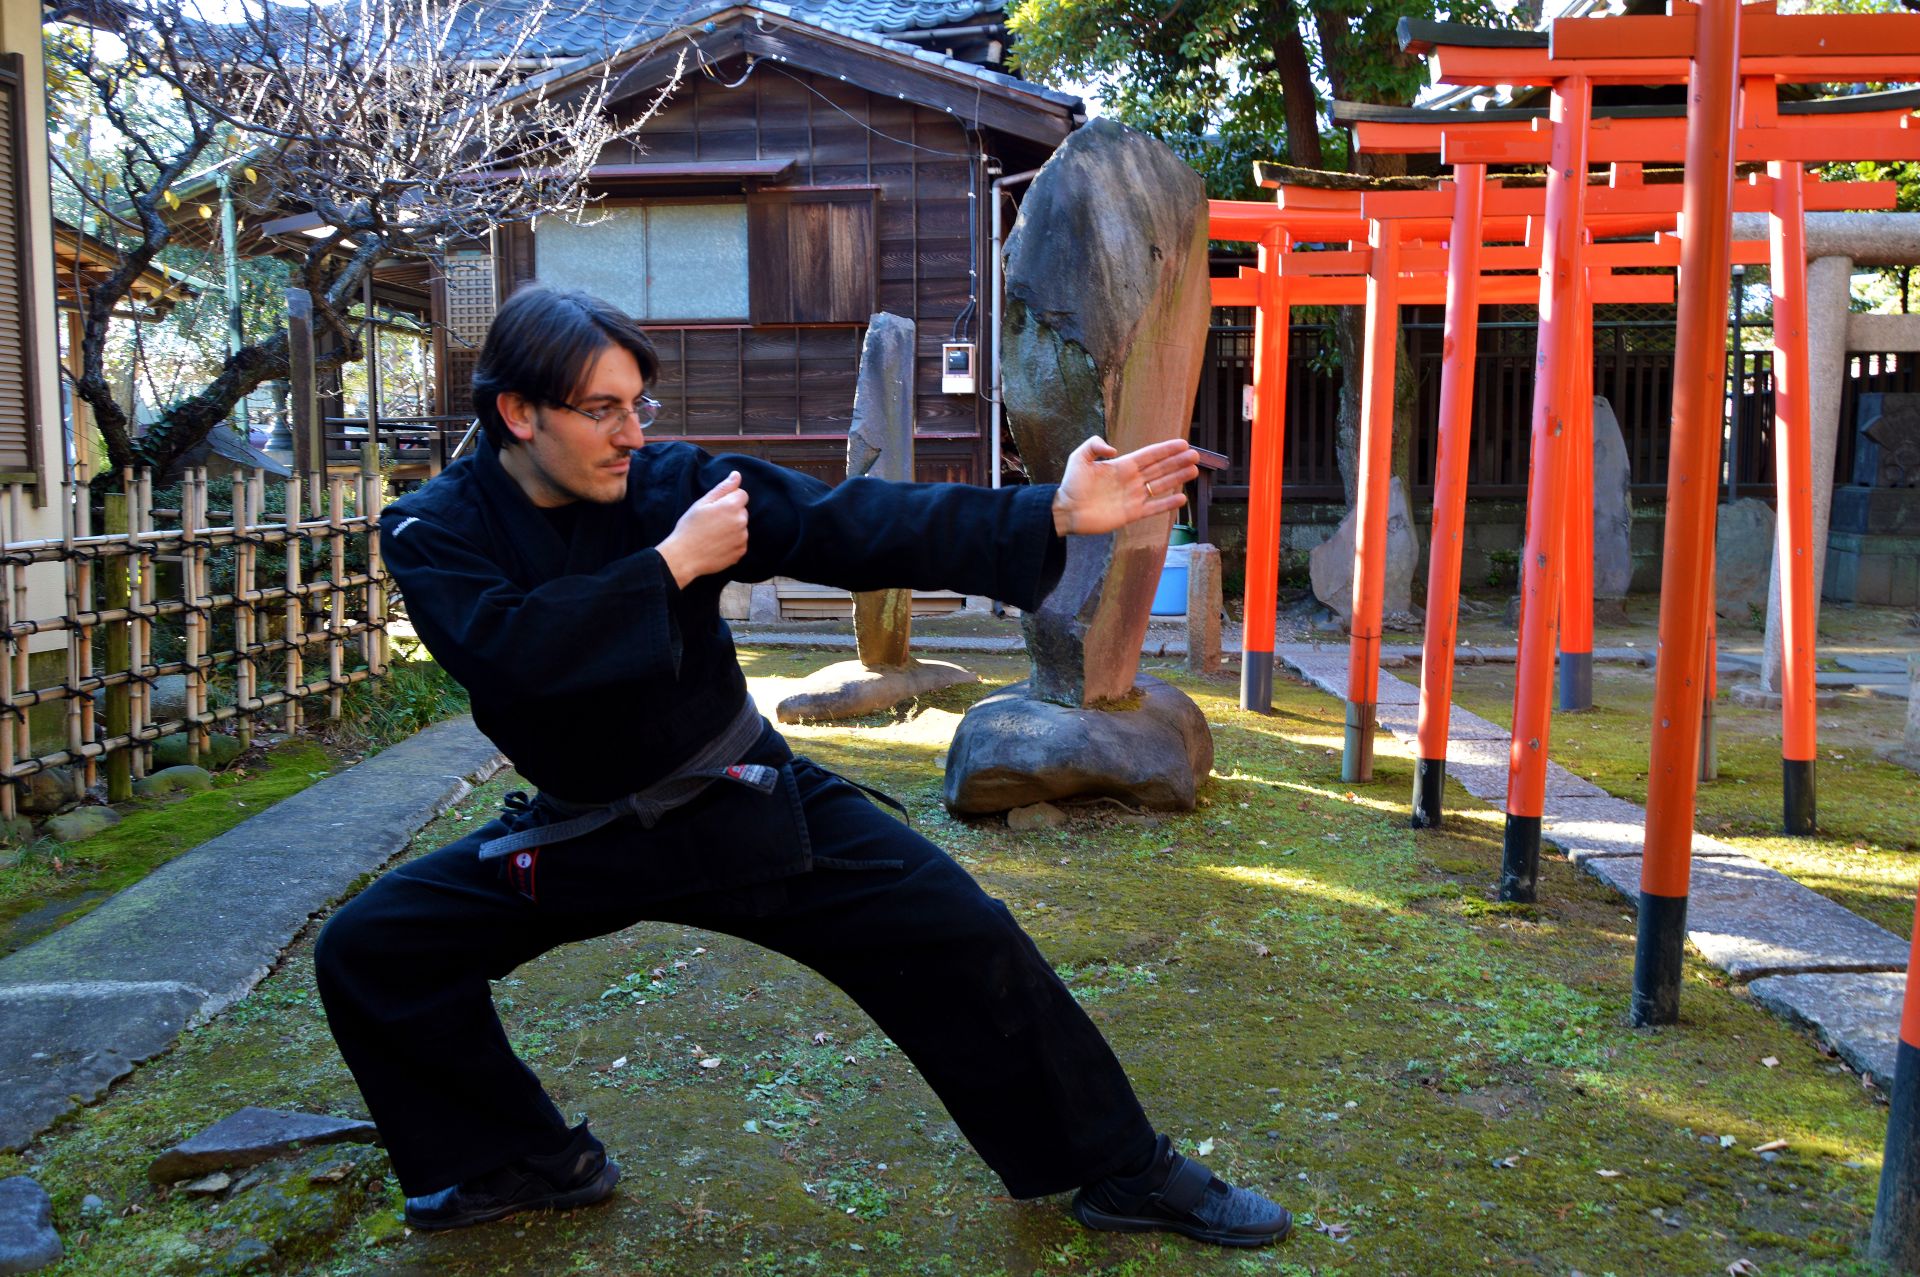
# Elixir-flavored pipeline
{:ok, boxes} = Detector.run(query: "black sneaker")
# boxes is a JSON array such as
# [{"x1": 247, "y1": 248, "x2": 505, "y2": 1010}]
[
  {"x1": 404, "y1": 1122, "x2": 620, "y2": 1231},
  {"x1": 1072, "y1": 1134, "x2": 1291, "y2": 1248}
]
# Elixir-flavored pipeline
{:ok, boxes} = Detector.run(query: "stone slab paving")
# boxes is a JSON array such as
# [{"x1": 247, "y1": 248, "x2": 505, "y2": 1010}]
[
  {"x1": 0, "y1": 716, "x2": 505, "y2": 1152},
  {"x1": 1748, "y1": 971, "x2": 1904, "y2": 1086},
  {"x1": 1271, "y1": 644, "x2": 1908, "y2": 1076},
  {"x1": 1576, "y1": 855, "x2": 1910, "y2": 980}
]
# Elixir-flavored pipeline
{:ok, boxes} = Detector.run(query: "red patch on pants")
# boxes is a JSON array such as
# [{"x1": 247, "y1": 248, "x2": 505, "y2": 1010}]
[{"x1": 505, "y1": 847, "x2": 540, "y2": 903}]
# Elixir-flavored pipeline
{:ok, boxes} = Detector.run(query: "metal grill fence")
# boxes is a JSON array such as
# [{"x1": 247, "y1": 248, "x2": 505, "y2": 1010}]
[{"x1": 0, "y1": 456, "x2": 390, "y2": 817}]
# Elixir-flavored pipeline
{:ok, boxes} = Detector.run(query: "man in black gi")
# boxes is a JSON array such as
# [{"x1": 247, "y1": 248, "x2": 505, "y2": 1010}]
[{"x1": 316, "y1": 287, "x2": 1291, "y2": 1249}]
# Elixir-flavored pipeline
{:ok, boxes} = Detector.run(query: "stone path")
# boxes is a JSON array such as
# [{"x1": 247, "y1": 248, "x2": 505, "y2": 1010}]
[
  {"x1": 1273, "y1": 641, "x2": 1912, "y2": 1086},
  {"x1": 0, "y1": 718, "x2": 504, "y2": 1152}
]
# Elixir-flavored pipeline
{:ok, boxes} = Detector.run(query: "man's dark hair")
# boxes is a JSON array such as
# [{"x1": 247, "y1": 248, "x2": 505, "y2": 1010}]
[{"x1": 471, "y1": 287, "x2": 661, "y2": 449}]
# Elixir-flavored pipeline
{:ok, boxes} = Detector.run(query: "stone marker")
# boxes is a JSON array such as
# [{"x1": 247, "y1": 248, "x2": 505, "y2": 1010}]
[
  {"x1": 44, "y1": 807, "x2": 120, "y2": 843},
  {"x1": 775, "y1": 314, "x2": 976, "y2": 723},
  {"x1": 945, "y1": 676, "x2": 1213, "y2": 814},
  {"x1": 1894, "y1": 652, "x2": 1920, "y2": 773},
  {"x1": 1591, "y1": 396, "x2": 1634, "y2": 604},
  {"x1": 148, "y1": 1107, "x2": 380, "y2": 1184},
  {"x1": 945, "y1": 119, "x2": 1214, "y2": 813},
  {"x1": 1310, "y1": 477, "x2": 1417, "y2": 627},
  {"x1": 1827, "y1": 392, "x2": 1920, "y2": 606},
  {"x1": 848, "y1": 313, "x2": 917, "y2": 670},
  {"x1": 133, "y1": 764, "x2": 213, "y2": 797},
  {"x1": 0, "y1": 1178, "x2": 59, "y2": 1274},
  {"x1": 1185, "y1": 544, "x2": 1223, "y2": 674},
  {"x1": 1715, "y1": 497, "x2": 1775, "y2": 619},
  {"x1": 1748, "y1": 971, "x2": 1904, "y2": 1088}
]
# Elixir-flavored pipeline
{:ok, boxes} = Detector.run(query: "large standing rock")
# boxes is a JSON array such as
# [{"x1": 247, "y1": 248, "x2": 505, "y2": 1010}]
[
  {"x1": 1310, "y1": 477, "x2": 1418, "y2": 626},
  {"x1": 944, "y1": 676, "x2": 1213, "y2": 813},
  {"x1": 1716, "y1": 497, "x2": 1776, "y2": 619},
  {"x1": 0, "y1": 1177, "x2": 60, "y2": 1274},
  {"x1": 1592, "y1": 396, "x2": 1634, "y2": 600},
  {"x1": 1001, "y1": 117, "x2": 1213, "y2": 707},
  {"x1": 848, "y1": 313, "x2": 917, "y2": 670}
]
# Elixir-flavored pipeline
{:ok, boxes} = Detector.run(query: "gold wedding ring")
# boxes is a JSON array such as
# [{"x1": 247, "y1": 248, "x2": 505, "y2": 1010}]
[{"x1": 1145, "y1": 480, "x2": 1156, "y2": 499}]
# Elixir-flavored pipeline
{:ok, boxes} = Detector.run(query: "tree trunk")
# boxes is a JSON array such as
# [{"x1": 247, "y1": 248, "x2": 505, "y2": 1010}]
[
  {"x1": 1269, "y1": 0, "x2": 1323, "y2": 168},
  {"x1": 1331, "y1": 150, "x2": 1418, "y2": 507}
]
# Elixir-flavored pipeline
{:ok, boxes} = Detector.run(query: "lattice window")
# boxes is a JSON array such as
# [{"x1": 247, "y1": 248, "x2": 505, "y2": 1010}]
[{"x1": 441, "y1": 251, "x2": 496, "y2": 417}]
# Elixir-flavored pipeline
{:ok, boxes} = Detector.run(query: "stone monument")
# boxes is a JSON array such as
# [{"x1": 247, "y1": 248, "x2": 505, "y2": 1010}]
[
  {"x1": 1310, "y1": 477, "x2": 1418, "y2": 627},
  {"x1": 943, "y1": 119, "x2": 1215, "y2": 814},
  {"x1": 1826, "y1": 392, "x2": 1920, "y2": 606},
  {"x1": 1715, "y1": 496, "x2": 1776, "y2": 619},
  {"x1": 775, "y1": 314, "x2": 976, "y2": 723},
  {"x1": 1592, "y1": 396, "x2": 1634, "y2": 612}
]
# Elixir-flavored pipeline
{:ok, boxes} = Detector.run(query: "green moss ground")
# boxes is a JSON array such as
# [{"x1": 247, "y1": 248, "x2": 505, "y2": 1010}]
[
  {"x1": 0, "y1": 738, "x2": 336, "y2": 956},
  {"x1": 0, "y1": 649, "x2": 1896, "y2": 1276},
  {"x1": 1444, "y1": 661, "x2": 1920, "y2": 940}
]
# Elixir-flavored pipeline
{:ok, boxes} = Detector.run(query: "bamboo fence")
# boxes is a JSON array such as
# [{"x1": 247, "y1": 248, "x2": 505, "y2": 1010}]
[{"x1": 0, "y1": 449, "x2": 391, "y2": 817}]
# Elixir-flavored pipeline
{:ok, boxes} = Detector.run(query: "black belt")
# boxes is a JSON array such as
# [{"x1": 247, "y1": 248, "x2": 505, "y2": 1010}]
[{"x1": 477, "y1": 698, "x2": 776, "y2": 862}]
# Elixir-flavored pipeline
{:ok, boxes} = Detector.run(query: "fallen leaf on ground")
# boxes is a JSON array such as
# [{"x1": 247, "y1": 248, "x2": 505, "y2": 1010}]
[
  {"x1": 1195, "y1": 1138, "x2": 1215, "y2": 1156},
  {"x1": 1596, "y1": 1169, "x2": 1622, "y2": 1178},
  {"x1": 1761, "y1": 1057, "x2": 1779, "y2": 1068},
  {"x1": 1312, "y1": 1220, "x2": 1352, "y2": 1242},
  {"x1": 1754, "y1": 1139, "x2": 1788, "y2": 1154},
  {"x1": 813, "y1": 1031, "x2": 832, "y2": 1045},
  {"x1": 1727, "y1": 1260, "x2": 1761, "y2": 1276},
  {"x1": 699, "y1": 1057, "x2": 721, "y2": 1069}
]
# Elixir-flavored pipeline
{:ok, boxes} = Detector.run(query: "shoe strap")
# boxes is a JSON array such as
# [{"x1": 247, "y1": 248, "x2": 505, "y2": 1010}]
[{"x1": 1152, "y1": 1153, "x2": 1214, "y2": 1216}]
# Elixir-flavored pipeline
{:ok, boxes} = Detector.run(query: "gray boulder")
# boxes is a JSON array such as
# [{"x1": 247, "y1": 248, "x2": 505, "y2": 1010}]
[
  {"x1": 1716, "y1": 498, "x2": 1776, "y2": 619},
  {"x1": 156, "y1": 1145, "x2": 385, "y2": 1277},
  {"x1": 0, "y1": 1177, "x2": 60, "y2": 1274},
  {"x1": 1001, "y1": 117, "x2": 1212, "y2": 707},
  {"x1": 45, "y1": 807, "x2": 121, "y2": 843},
  {"x1": 1310, "y1": 477, "x2": 1418, "y2": 626},
  {"x1": 17, "y1": 767, "x2": 81, "y2": 817},
  {"x1": 148, "y1": 1107, "x2": 380, "y2": 1185},
  {"x1": 151, "y1": 733, "x2": 243, "y2": 770},
  {"x1": 150, "y1": 674, "x2": 190, "y2": 725},
  {"x1": 1592, "y1": 396, "x2": 1634, "y2": 600},
  {"x1": 944, "y1": 675, "x2": 1214, "y2": 814}
]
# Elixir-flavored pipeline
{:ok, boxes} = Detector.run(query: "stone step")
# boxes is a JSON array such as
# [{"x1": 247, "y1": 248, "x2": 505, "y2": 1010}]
[{"x1": 1748, "y1": 971, "x2": 1906, "y2": 1087}]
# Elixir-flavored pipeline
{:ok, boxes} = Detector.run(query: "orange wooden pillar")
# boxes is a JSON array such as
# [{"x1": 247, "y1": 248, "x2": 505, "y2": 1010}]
[
  {"x1": 1560, "y1": 260, "x2": 1597, "y2": 713},
  {"x1": 1499, "y1": 73, "x2": 1591, "y2": 902},
  {"x1": 1870, "y1": 890, "x2": 1920, "y2": 1270},
  {"x1": 1634, "y1": 0, "x2": 1742, "y2": 1027},
  {"x1": 1343, "y1": 218, "x2": 1403, "y2": 783},
  {"x1": 1412, "y1": 164, "x2": 1488, "y2": 828},
  {"x1": 1240, "y1": 230, "x2": 1292, "y2": 713},
  {"x1": 1768, "y1": 160, "x2": 1819, "y2": 834}
]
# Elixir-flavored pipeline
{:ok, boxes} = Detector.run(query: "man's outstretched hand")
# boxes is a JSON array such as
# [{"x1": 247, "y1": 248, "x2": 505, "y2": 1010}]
[{"x1": 1051, "y1": 437, "x2": 1200, "y2": 537}]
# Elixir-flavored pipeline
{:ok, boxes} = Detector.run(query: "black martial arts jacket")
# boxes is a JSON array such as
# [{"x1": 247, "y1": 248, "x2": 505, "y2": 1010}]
[{"x1": 379, "y1": 435, "x2": 1066, "y2": 903}]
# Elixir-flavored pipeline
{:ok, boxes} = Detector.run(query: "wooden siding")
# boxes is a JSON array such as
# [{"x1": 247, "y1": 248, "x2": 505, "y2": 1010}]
[
  {"x1": 505, "y1": 67, "x2": 996, "y2": 483},
  {"x1": 0, "y1": 55, "x2": 40, "y2": 481}
]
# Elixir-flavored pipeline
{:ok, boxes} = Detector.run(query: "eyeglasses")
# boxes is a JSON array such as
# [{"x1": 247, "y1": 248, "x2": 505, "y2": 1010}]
[{"x1": 550, "y1": 395, "x2": 662, "y2": 433}]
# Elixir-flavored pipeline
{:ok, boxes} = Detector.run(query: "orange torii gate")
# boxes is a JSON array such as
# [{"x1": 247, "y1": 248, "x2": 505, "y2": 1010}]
[
  {"x1": 1211, "y1": 163, "x2": 1890, "y2": 785},
  {"x1": 1329, "y1": 95, "x2": 1907, "y2": 832},
  {"x1": 1401, "y1": 3, "x2": 1920, "y2": 1038},
  {"x1": 1207, "y1": 196, "x2": 1676, "y2": 724}
]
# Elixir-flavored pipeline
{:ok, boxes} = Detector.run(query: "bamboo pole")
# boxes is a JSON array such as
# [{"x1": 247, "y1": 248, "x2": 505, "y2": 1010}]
[
  {"x1": 104, "y1": 492, "x2": 131, "y2": 802},
  {"x1": 284, "y1": 475, "x2": 303, "y2": 735}
]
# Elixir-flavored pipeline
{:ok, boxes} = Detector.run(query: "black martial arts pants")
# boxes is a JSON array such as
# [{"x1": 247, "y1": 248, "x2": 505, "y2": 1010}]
[{"x1": 314, "y1": 757, "x2": 1156, "y2": 1199}]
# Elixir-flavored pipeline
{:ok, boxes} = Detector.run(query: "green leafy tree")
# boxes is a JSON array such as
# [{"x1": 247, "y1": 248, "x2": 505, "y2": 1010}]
[{"x1": 1011, "y1": 0, "x2": 1520, "y2": 508}]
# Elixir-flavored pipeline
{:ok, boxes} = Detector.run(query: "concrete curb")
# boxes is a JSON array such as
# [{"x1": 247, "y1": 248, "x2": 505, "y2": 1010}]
[
  {"x1": 0, "y1": 717, "x2": 505, "y2": 1152},
  {"x1": 1271, "y1": 644, "x2": 1908, "y2": 1082}
]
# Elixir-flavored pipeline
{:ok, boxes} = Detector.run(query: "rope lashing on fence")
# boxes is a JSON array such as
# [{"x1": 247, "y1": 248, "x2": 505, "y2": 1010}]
[{"x1": 0, "y1": 464, "x2": 394, "y2": 819}]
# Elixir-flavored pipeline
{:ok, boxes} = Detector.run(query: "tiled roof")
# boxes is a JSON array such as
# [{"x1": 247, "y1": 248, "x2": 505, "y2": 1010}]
[{"x1": 460, "y1": 0, "x2": 1007, "y2": 60}]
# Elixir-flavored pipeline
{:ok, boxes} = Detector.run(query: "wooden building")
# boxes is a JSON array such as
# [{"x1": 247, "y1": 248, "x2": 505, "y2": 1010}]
[{"x1": 432, "y1": 0, "x2": 1085, "y2": 487}]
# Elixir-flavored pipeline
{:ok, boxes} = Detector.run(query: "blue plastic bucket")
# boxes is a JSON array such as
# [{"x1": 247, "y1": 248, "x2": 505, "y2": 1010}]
[{"x1": 1151, "y1": 542, "x2": 1192, "y2": 616}]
